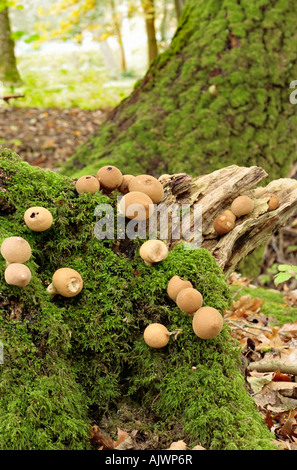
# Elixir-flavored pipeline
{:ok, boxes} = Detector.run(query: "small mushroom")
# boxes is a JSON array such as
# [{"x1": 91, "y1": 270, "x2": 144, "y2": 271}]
[
  {"x1": 96, "y1": 165, "x2": 123, "y2": 191},
  {"x1": 214, "y1": 211, "x2": 235, "y2": 235},
  {"x1": 143, "y1": 323, "x2": 170, "y2": 348},
  {"x1": 231, "y1": 195, "x2": 254, "y2": 217},
  {"x1": 24, "y1": 207, "x2": 53, "y2": 232},
  {"x1": 139, "y1": 240, "x2": 168, "y2": 266},
  {"x1": 167, "y1": 276, "x2": 193, "y2": 302},
  {"x1": 128, "y1": 174, "x2": 164, "y2": 203},
  {"x1": 47, "y1": 268, "x2": 83, "y2": 298},
  {"x1": 192, "y1": 306, "x2": 223, "y2": 339},
  {"x1": 118, "y1": 191, "x2": 154, "y2": 220},
  {"x1": 0, "y1": 236, "x2": 31, "y2": 265},
  {"x1": 4, "y1": 263, "x2": 31, "y2": 287},
  {"x1": 262, "y1": 193, "x2": 279, "y2": 211},
  {"x1": 75, "y1": 175, "x2": 100, "y2": 195},
  {"x1": 118, "y1": 175, "x2": 135, "y2": 194},
  {"x1": 176, "y1": 287, "x2": 203, "y2": 315}
]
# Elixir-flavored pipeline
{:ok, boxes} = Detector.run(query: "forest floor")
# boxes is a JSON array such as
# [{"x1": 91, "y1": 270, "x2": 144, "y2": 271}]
[
  {"x1": 1, "y1": 104, "x2": 297, "y2": 450},
  {"x1": 0, "y1": 105, "x2": 111, "y2": 170}
]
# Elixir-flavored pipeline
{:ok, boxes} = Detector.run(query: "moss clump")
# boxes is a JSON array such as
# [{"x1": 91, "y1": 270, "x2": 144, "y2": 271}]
[
  {"x1": 0, "y1": 150, "x2": 276, "y2": 449},
  {"x1": 61, "y1": 0, "x2": 297, "y2": 181}
]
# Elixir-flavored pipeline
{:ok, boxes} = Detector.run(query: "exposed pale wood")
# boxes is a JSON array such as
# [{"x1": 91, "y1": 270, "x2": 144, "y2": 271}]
[{"x1": 158, "y1": 165, "x2": 297, "y2": 276}]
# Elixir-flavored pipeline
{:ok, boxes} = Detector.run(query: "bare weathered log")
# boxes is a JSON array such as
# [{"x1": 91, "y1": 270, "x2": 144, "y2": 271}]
[{"x1": 158, "y1": 165, "x2": 297, "y2": 276}]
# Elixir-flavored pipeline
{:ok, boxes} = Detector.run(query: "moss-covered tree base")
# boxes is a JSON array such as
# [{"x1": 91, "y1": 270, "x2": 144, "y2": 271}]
[{"x1": 0, "y1": 150, "x2": 276, "y2": 450}]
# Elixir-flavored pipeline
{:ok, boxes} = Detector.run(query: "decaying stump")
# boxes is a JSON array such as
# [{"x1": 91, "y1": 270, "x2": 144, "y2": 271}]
[{"x1": 158, "y1": 165, "x2": 297, "y2": 276}]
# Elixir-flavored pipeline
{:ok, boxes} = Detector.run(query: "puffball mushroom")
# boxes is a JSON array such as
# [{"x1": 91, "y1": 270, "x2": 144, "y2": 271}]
[
  {"x1": 128, "y1": 174, "x2": 164, "y2": 203},
  {"x1": 167, "y1": 276, "x2": 193, "y2": 302},
  {"x1": 262, "y1": 193, "x2": 280, "y2": 211},
  {"x1": 75, "y1": 175, "x2": 100, "y2": 195},
  {"x1": 118, "y1": 174, "x2": 135, "y2": 194},
  {"x1": 118, "y1": 191, "x2": 154, "y2": 220},
  {"x1": 213, "y1": 211, "x2": 235, "y2": 235},
  {"x1": 47, "y1": 268, "x2": 83, "y2": 298},
  {"x1": 96, "y1": 165, "x2": 123, "y2": 191},
  {"x1": 0, "y1": 236, "x2": 31, "y2": 264},
  {"x1": 231, "y1": 195, "x2": 254, "y2": 217},
  {"x1": 192, "y1": 306, "x2": 223, "y2": 340},
  {"x1": 4, "y1": 263, "x2": 31, "y2": 287},
  {"x1": 24, "y1": 206, "x2": 53, "y2": 232},
  {"x1": 139, "y1": 239, "x2": 168, "y2": 266},
  {"x1": 176, "y1": 287, "x2": 203, "y2": 315},
  {"x1": 143, "y1": 323, "x2": 170, "y2": 349}
]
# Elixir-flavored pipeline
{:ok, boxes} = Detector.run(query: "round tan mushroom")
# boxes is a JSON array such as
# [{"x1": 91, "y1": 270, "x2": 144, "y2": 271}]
[
  {"x1": 96, "y1": 165, "x2": 123, "y2": 191},
  {"x1": 213, "y1": 211, "x2": 235, "y2": 235},
  {"x1": 4, "y1": 263, "x2": 31, "y2": 287},
  {"x1": 262, "y1": 193, "x2": 279, "y2": 211},
  {"x1": 231, "y1": 195, "x2": 254, "y2": 217},
  {"x1": 192, "y1": 306, "x2": 223, "y2": 339},
  {"x1": 118, "y1": 191, "x2": 154, "y2": 220},
  {"x1": 47, "y1": 268, "x2": 83, "y2": 298},
  {"x1": 167, "y1": 276, "x2": 193, "y2": 302},
  {"x1": 128, "y1": 174, "x2": 164, "y2": 203},
  {"x1": 24, "y1": 207, "x2": 53, "y2": 232},
  {"x1": 143, "y1": 323, "x2": 170, "y2": 348},
  {"x1": 118, "y1": 175, "x2": 135, "y2": 194},
  {"x1": 139, "y1": 240, "x2": 168, "y2": 266},
  {"x1": 75, "y1": 175, "x2": 100, "y2": 195},
  {"x1": 176, "y1": 287, "x2": 203, "y2": 315},
  {"x1": 0, "y1": 236, "x2": 31, "y2": 264}
]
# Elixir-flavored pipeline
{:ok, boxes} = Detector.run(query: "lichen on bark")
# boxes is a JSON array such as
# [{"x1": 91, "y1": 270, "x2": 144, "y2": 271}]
[{"x1": 0, "y1": 150, "x2": 276, "y2": 450}]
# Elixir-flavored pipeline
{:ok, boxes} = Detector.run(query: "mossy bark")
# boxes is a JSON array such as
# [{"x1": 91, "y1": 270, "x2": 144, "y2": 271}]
[
  {"x1": 0, "y1": 150, "x2": 276, "y2": 450},
  {"x1": 61, "y1": 0, "x2": 297, "y2": 181}
]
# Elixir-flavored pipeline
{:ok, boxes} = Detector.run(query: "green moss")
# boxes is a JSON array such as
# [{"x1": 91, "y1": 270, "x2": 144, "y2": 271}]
[
  {"x1": 60, "y1": 0, "x2": 297, "y2": 181},
  {"x1": 0, "y1": 150, "x2": 276, "y2": 449}
]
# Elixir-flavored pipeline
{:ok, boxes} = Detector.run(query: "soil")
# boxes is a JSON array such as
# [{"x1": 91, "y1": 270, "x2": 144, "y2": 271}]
[{"x1": 0, "y1": 105, "x2": 112, "y2": 170}]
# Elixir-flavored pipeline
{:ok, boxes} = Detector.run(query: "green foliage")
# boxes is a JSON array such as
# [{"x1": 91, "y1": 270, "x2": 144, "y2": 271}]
[
  {"x1": 0, "y1": 150, "x2": 276, "y2": 449},
  {"x1": 61, "y1": 0, "x2": 297, "y2": 180},
  {"x1": 274, "y1": 264, "x2": 297, "y2": 287}
]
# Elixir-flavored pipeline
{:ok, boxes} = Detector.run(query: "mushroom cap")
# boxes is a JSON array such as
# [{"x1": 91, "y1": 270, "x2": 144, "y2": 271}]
[
  {"x1": 139, "y1": 239, "x2": 168, "y2": 264},
  {"x1": 176, "y1": 287, "x2": 203, "y2": 314},
  {"x1": 167, "y1": 276, "x2": 193, "y2": 302},
  {"x1": 52, "y1": 268, "x2": 83, "y2": 298},
  {"x1": 119, "y1": 191, "x2": 155, "y2": 220},
  {"x1": 24, "y1": 206, "x2": 53, "y2": 232},
  {"x1": 231, "y1": 195, "x2": 254, "y2": 217},
  {"x1": 143, "y1": 323, "x2": 170, "y2": 348},
  {"x1": 96, "y1": 165, "x2": 123, "y2": 190},
  {"x1": 0, "y1": 236, "x2": 31, "y2": 263},
  {"x1": 128, "y1": 174, "x2": 164, "y2": 203},
  {"x1": 192, "y1": 306, "x2": 223, "y2": 339},
  {"x1": 118, "y1": 174, "x2": 135, "y2": 194},
  {"x1": 263, "y1": 193, "x2": 279, "y2": 211},
  {"x1": 4, "y1": 263, "x2": 31, "y2": 287},
  {"x1": 213, "y1": 212, "x2": 235, "y2": 235},
  {"x1": 75, "y1": 175, "x2": 100, "y2": 195}
]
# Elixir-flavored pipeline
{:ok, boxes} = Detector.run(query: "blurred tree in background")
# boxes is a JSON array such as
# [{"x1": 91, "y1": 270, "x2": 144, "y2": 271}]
[{"x1": 0, "y1": 1, "x2": 22, "y2": 84}]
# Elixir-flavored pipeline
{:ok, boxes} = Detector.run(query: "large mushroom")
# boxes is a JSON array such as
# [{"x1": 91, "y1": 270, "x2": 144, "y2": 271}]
[
  {"x1": 75, "y1": 175, "x2": 100, "y2": 195},
  {"x1": 0, "y1": 236, "x2": 31, "y2": 265},
  {"x1": 167, "y1": 276, "x2": 193, "y2": 302},
  {"x1": 128, "y1": 175, "x2": 164, "y2": 203},
  {"x1": 4, "y1": 263, "x2": 31, "y2": 287},
  {"x1": 143, "y1": 323, "x2": 170, "y2": 349},
  {"x1": 231, "y1": 195, "x2": 254, "y2": 217},
  {"x1": 192, "y1": 307, "x2": 223, "y2": 339},
  {"x1": 118, "y1": 191, "x2": 155, "y2": 220},
  {"x1": 96, "y1": 165, "x2": 123, "y2": 191},
  {"x1": 24, "y1": 207, "x2": 53, "y2": 232},
  {"x1": 47, "y1": 268, "x2": 83, "y2": 298},
  {"x1": 176, "y1": 287, "x2": 203, "y2": 315},
  {"x1": 139, "y1": 239, "x2": 168, "y2": 266}
]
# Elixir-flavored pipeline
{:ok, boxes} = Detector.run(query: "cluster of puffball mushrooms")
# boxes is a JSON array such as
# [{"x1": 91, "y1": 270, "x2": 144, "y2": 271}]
[{"x1": 0, "y1": 165, "x2": 280, "y2": 348}]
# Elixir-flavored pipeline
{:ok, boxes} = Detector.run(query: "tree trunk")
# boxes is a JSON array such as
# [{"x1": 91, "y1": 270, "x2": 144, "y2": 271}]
[
  {"x1": 142, "y1": 0, "x2": 158, "y2": 65},
  {"x1": 0, "y1": 7, "x2": 21, "y2": 85},
  {"x1": 110, "y1": 0, "x2": 127, "y2": 72},
  {"x1": 174, "y1": 0, "x2": 186, "y2": 19},
  {"x1": 62, "y1": 0, "x2": 297, "y2": 185},
  {"x1": 0, "y1": 149, "x2": 277, "y2": 450}
]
